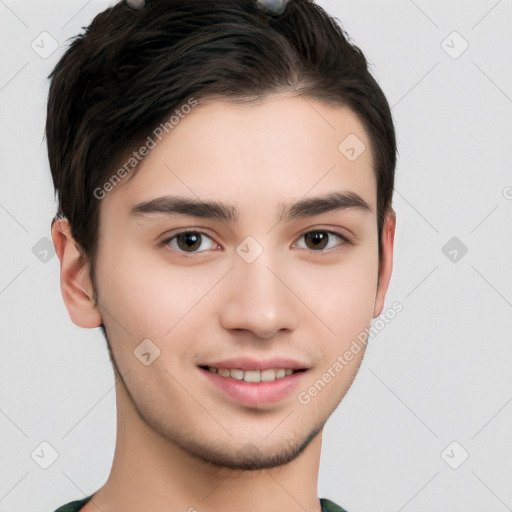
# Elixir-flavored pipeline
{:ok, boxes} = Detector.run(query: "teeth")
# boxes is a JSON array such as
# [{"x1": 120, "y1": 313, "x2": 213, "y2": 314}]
[
  {"x1": 244, "y1": 370, "x2": 260, "y2": 383},
  {"x1": 230, "y1": 369, "x2": 244, "y2": 380},
  {"x1": 260, "y1": 369, "x2": 276, "y2": 382},
  {"x1": 208, "y1": 367, "x2": 296, "y2": 382}
]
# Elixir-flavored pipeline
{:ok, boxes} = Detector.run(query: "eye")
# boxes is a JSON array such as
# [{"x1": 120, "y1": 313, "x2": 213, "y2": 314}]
[
  {"x1": 163, "y1": 231, "x2": 218, "y2": 253},
  {"x1": 293, "y1": 230, "x2": 350, "y2": 252}
]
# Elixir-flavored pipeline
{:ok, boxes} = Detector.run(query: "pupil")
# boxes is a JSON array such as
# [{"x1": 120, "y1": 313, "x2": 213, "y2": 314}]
[
  {"x1": 178, "y1": 233, "x2": 201, "y2": 251},
  {"x1": 306, "y1": 232, "x2": 327, "y2": 250}
]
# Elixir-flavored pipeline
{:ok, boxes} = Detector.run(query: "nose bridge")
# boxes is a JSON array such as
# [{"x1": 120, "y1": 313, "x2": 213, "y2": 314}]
[
  {"x1": 219, "y1": 246, "x2": 300, "y2": 338},
  {"x1": 239, "y1": 253, "x2": 282, "y2": 304}
]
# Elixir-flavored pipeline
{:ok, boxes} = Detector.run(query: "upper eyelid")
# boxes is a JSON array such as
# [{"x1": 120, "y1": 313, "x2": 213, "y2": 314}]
[
  {"x1": 161, "y1": 227, "x2": 217, "y2": 243},
  {"x1": 162, "y1": 226, "x2": 350, "y2": 239}
]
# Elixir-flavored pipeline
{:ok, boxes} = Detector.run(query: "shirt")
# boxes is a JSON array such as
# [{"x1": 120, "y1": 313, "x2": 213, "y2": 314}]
[{"x1": 53, "y1": 495, "x2": 349, "y2": 511}]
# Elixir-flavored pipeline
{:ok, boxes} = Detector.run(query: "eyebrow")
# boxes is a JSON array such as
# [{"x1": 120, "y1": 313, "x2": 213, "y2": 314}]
[{"x1": 130, "y1": 191, "x2": 373, "y2": 223}]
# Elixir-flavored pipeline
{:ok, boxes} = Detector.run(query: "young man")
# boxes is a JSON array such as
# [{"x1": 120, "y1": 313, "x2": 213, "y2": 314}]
[{"x1": 47, "y1": 0, "x2": 396, "y2": 510}]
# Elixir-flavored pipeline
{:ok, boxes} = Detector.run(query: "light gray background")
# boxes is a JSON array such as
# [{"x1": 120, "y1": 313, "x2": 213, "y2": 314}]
[{"x1": 1, "y1": 1, "x2": 511, "y2": 511}]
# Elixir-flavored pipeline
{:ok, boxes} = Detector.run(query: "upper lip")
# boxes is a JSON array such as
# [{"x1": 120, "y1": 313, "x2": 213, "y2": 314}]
[{"x1": 200, "y1": 357, "x2": 309, "y2": 371}]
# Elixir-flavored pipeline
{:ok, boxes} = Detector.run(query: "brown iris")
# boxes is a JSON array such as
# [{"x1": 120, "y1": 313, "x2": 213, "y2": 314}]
[
  {"x1": 303, "y1": 231, "x2": 329, "y2": 250},
  {"x1": 176, "y1": 232, "x2": 202, "y2": 252}
]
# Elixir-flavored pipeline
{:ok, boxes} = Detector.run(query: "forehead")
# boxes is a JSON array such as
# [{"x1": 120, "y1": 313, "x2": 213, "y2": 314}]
[{"x1": 103, "y1": 94, "x2": 376, "y2": 214}]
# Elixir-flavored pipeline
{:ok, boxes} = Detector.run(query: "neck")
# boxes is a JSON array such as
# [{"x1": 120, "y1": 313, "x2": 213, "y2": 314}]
[{"x1": 86, "y1": 377, "x2": 323, "y2": 512}]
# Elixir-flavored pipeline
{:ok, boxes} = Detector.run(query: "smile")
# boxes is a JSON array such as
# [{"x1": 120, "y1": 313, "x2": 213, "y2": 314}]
[{"x1": 205, "y1": 367, "x2": 298, "y2": 382}]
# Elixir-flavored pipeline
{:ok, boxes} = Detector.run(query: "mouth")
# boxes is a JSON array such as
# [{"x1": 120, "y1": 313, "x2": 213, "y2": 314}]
[
  {"x1": 198, "y1": 361, "x2": 308, "y2": 406},
  {"x1": 200, "y1": 366, "x2": 305, "y2": 383}
]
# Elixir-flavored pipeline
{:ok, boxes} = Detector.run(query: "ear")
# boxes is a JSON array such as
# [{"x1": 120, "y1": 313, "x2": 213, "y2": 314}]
[
  {"x1": 51, "y1": 218, "x2": 103, "y2": 328},
  {"x1": 373, "y1": 208, "x2": 396, "y2": 318}
]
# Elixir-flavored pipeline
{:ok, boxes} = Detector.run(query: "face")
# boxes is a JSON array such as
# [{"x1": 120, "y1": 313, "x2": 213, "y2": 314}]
[{"x1": 89, "y1": 94, "x2": 393, "y2": 469}]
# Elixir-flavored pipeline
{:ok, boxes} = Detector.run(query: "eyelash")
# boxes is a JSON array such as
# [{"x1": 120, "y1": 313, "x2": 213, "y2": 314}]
[{"x1": 161, "y1": 228, "x2": 352, "y2": 255}]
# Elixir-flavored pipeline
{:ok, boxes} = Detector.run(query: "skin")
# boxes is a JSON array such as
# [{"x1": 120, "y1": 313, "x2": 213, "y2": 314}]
[{"x1": 52, "y1": 93, "x2": 395, "y2": 512}]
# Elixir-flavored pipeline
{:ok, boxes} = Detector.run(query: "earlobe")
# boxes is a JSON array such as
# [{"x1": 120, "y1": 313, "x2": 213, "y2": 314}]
[
  {"x1": 373, "y1": 209, "x2": 396, "y2": 318},
  {"x1": 51, "y1": 218, "x2": 103, "y2": 328}
]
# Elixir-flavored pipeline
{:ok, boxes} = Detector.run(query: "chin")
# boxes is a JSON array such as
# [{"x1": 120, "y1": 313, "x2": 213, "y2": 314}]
[{"x1": 174, "y1": 424, "x2": 323, "y2": 471}]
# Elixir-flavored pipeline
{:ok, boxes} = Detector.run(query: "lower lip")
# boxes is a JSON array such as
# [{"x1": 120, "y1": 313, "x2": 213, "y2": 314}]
[{"x1": 200, "y1": 368, "x2": 306, "y2": 407}]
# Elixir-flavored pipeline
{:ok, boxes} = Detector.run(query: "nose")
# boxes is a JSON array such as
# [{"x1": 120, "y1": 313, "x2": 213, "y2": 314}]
[{"x1": 218, "y1": 256, "x2": 300, "y2": 339}]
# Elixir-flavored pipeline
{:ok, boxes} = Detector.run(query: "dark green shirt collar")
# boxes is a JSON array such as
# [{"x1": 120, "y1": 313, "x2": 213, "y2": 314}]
[{"x1": 54, "y1": 495, "x2": 349, "y2": 512}]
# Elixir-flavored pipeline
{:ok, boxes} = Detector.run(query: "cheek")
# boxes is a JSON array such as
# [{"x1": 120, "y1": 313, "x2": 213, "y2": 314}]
[
  {"x1": 95, "y1": 229, "x2": 378, "y2": 358},
  {"x1": 294, "y1": 246, "x2": 378, "y2": 343},
  {"x1": 94, "y1": 244, "x2": 227, "y2": 342}
]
